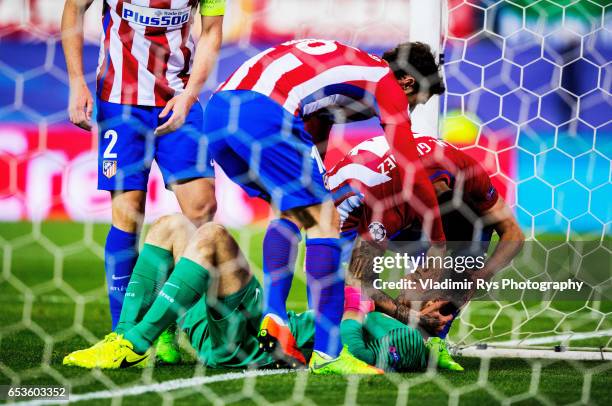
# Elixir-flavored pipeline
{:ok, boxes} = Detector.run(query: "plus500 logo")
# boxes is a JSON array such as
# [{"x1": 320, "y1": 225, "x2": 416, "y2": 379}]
[{"x1": 122, "y1": 4, "x2": 190, "y2": 28}]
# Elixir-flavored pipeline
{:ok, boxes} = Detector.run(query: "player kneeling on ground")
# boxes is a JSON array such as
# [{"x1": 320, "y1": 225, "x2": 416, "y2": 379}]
[
  {"x1": 328, "y1": 135, "x2": 525, "y2": 371},
  {"x1": 64, "y1": 215, "x2": 390, "y2": 373}
]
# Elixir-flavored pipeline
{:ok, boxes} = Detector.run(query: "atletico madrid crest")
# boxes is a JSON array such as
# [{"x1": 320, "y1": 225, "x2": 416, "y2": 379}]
[{"x1": 103, "y1": 160, "x2": 117, "y2": 179}]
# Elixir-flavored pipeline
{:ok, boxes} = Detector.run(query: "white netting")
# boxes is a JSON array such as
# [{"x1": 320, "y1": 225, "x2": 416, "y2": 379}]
[{"x1": 0, "y1": 0, "x2": 610, "y2": 404}]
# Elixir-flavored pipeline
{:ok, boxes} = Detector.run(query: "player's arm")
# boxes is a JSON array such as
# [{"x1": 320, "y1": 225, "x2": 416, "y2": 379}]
[
  {"x1": 155, "y1": 2, "x2": 225, "y2": 135},
  {"x1": 479, "y1": 196, "x2": 524, "y2": 280},
  {"x1": 376, "y1": 76, "x2": 446, "y2": 249},
  {"x1": 349, "y1": 236, "x2": 453, "y2": 335},
  {"x1": 340, "y1": 285, "x2": 376, "y2": 365},
  {"x1": 348, "y1": 238, "x2": 398, "y2": 315},
  {"x1": 61, "y1": 0, "x2": 96, "y2": 131}
]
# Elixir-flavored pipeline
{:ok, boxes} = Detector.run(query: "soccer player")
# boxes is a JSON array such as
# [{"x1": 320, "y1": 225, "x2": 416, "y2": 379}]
[
  {"x1": 327, "y1": 134, "x2": 525, "y2": 370},
  {"x1": 60, "y1": 0, "x2": 225, "y2": 358},
  {"x1": 63, "y1": 214, "x2": 390, "y2": 374},
  {"x1": 203, "y1": 39, "x2": 446, "y2": 373}
]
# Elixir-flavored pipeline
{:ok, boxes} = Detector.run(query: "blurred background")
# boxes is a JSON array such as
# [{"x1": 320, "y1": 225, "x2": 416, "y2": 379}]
[{"x1": 0, "y1": 0, "x2": 610, "y2": 236}]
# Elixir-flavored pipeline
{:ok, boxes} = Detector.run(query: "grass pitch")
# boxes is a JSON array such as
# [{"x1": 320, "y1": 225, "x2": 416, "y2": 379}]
[{"x1": 0, "y1": 221, "x2": 610, "y2": 405}]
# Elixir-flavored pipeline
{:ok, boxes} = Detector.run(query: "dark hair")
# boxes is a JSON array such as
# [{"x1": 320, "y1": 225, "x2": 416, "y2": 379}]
[{"x1": 382, "y1": 42, "x2": 445, "y2": 96}]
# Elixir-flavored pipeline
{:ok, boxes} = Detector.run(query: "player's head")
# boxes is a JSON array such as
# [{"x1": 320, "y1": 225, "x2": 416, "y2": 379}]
[
  {"x1": 382, "y1": 42, "x2": 445, "y2": 110},
  {"x1": 368, "y1": 327, "x2": 427, "y2": 372}
]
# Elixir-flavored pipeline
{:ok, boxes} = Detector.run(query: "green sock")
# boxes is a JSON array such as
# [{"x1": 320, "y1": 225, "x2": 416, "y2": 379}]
[
  {"x1": 125, "y1": 258, "x2": 210, "y2": 354},
  {"x1": 115, "y1": 244, "x2": 174, "y2": 335}
]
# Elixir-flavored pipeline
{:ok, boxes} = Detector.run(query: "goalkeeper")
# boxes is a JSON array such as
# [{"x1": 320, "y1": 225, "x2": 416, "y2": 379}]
[
  {"x1": 63, "y1": 214, "x2": 426, "y2": 373},
  {"x1": 327, "y1": 134, "x2": 525, "y2": 371}
]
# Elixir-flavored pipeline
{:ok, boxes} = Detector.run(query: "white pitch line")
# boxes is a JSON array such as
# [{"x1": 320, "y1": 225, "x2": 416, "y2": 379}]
[
  {"x1": 14, "y1": 369, "x2": 293, "y2": 406},
  {"x1": 490, "y1": 329, "x2": 612, "y2": 347}
]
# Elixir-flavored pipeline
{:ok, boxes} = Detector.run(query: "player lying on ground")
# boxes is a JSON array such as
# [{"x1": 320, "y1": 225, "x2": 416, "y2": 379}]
[
  {"x1": 63, "y1": 214, "x2": 430, "y2": 373},
  {"x1": 61, "y1": 0, "x2": 225, "y2": 362},
  {"x1": 204, "y1": 38, "x2": 447, "y2": 372},
  {"x1": 327, "y1": 134, "x2": 525, "y2": 370}
]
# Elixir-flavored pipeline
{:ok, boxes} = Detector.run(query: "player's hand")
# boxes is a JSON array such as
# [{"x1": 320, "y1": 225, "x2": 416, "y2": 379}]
[
  {"x1": 68, "y1": 81, "x2": 93, "y2": 131},
  {"x1": 155, "y1": 92, "x2": 197, "y2": 135},
  {"x1": 418, "y1": 300, "x2": 455, "y2": 335}
]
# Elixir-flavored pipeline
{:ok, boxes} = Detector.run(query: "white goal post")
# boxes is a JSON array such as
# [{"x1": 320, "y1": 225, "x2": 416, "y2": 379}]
[{"x1": 408, "y1": 0, "x2": 444, "y2": 138}]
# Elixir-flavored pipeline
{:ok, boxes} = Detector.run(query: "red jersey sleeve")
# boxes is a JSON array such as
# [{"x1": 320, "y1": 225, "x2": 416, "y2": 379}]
[
  {"x1": 374, "y1": 73, "x2": 446, "y2": 242},
  {"x1": 464, "y1": 157, "x2": 499, "y2": 213}
]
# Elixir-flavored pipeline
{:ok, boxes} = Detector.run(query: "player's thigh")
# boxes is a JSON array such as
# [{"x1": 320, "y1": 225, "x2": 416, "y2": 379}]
[
  {"x1": 251, "y1": 127, "x2": 330, "y2": 212},
  {"x1": 204, "y1": 91, "x2": 330, "y2": 211},
  {"x1": 155, "y1": 101, "x2": 215, "y2": 188},
  {"x1": 97, "y1": 100, "x2": 154, "y2": 192},
  {"x1": 204, "y1": 277, "x2": 263, "y2": 366}
]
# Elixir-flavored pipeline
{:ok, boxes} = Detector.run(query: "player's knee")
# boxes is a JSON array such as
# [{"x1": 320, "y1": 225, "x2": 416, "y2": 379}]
[
  {"x1": 182, "y1": 199, "x2": 217, "y2": 227},
  {"x1": 292, "y1": 202, "x2": 339, "y2": 239},
  {"x1": 192, "y1": 222, "x2": 229, "y2": 250},
  {"x1": 146, "y1": 213, "x2": 192, "y2": 246},
  {"x1": 111, "y1": 191, "x2": 146, "y2": 233}
]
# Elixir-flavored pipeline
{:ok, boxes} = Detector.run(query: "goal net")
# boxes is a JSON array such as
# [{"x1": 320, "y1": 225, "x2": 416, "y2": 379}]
[{"x1": 0, "y1": 0, "x2": 610, "y2": 404}]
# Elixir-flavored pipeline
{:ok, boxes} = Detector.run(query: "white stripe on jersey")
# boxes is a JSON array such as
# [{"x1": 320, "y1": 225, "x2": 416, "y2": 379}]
[
  {"x1": 283, "y1": 65, "x2": 389, "y2": 114},
  {"x1": 327, "y1": 163, "x2": 391, "y2": 190},
  {"x1": 108, "y1": 5, "x2": 123, "y2": 103},
  {"x1": 165, "y1": 0, "x2": 190, "y2": 96},
  {"x1": 222, "y1": 47, "x2": 276, "y2": 90},
  {"x1": 96, "y1": 30, "x2": 106, "y2": 79},
  {"x1": 349, "y1": 136, "x2": 390, "y2": 158},
  {"x1": 131, "y1": 1, "x2": 154, "y2": 105},
  {"x1": 337, "y1": 195, "x2": 364, "y2": 224},
  {"x1": 252, "y1": 53, "x2": 302, "y2": 96},
  {"x1": 165, "y1": 28, "x2": 186, "y2": 96}
]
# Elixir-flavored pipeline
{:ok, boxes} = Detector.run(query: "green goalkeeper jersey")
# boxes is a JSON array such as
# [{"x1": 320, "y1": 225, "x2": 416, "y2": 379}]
[
  {"x1": 179, "y1": 278, "x2": 316, "y2": 368},
  {"x1": 340, "y1": 312, "x2": 428, "y2": 372},
  {"x1": 180, "y1": 276, "x2": 425, "y2": 370}
]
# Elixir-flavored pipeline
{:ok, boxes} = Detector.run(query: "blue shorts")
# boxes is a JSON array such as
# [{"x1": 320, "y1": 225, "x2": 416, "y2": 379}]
[
  {"x1": 203, "y1": 90, "x2": 330, "y2": 212},
  {"x1": 97, "y1": 98, "x2": 214, "y2": 191}
]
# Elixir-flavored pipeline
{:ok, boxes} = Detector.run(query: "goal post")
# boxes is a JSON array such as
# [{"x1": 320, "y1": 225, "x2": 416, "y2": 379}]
[{"x1": 408, "y1": 0, "x2": 444, "y2": 138}]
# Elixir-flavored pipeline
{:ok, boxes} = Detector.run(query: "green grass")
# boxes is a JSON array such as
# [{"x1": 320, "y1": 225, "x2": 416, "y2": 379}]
[{"x1": 0, "y1": 221, "x2": 611, "y2": 405}]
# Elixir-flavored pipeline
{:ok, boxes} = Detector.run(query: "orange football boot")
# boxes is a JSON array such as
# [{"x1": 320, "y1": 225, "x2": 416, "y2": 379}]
[{"x1": 258, "y1": 314, "x2": 306, "y2": 368}]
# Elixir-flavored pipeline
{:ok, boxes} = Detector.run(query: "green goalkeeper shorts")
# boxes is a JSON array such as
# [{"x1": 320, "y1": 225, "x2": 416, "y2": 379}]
[
  {"x1": 179, "y1": 276, "x2": 272, "y2": 368},
  {"x1": 179, "y1": 275, "x2": 318, "y2": 368}
]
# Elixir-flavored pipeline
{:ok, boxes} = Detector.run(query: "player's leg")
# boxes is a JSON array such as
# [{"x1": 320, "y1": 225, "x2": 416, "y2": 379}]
[
  {"x1": 63, "y1": 213, "x2": 195, "y2": 368},
  {"x1": 97, "y1": 101, "x2": 155, "y2": 331},
  {"x1": 63, "y1": 221, "x2": 252, "y2": 369},
  {"x1": 123, "y1": 223, "x2": 252, "y2": 355},
  {"x1": 179, "y1": 223, "x2": 274, "y2": 368},
  {"x1": 282, "y1": 201, "x2": 346, "y2": 360},
  {"x1": 115, "y1": 214, "x2": 196, "y2": 334},
  {"x1": 172, "y1": 178, "x2": 217, "y2": 226},
  {"x1": 156, "y1": 100, "x2": 217, "y2": 226}
]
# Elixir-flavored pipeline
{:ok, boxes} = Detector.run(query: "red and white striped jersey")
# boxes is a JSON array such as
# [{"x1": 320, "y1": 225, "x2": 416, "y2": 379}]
[
  {"x1": 328, "y1": 135, "x2": 499, "y2": 243},
  {"x1": 219, "y1": 38, "x2": 445, "y2": 242},
  {"x1": 328, "y1": 136, "x2": 418, "y2": 243},
  {"x1": 219, "y1": 39, "x2": 411, "y2": 125},
  {"x1": 96, "y1": 0, "x2": 220, "y2": 106}
]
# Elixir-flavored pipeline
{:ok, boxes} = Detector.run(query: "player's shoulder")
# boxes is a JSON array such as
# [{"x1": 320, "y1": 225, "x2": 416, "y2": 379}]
[
  {"x1": 414, "y1": 135, "x2": 456, "y2": 157},
  {"x1": 282, "y1": 39, "x2": 388, "y2": 66}
]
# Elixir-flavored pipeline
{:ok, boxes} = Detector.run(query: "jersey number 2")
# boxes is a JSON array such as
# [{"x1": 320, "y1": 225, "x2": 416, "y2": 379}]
[{"x1": 103, "y1": 130, "x2": 118, "y2": 159}]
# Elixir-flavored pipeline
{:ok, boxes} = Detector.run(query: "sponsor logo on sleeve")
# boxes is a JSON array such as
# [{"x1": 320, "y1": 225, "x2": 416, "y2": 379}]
[{"x1": 122, "y1": 3, "x2": 191, "y2": 28}]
